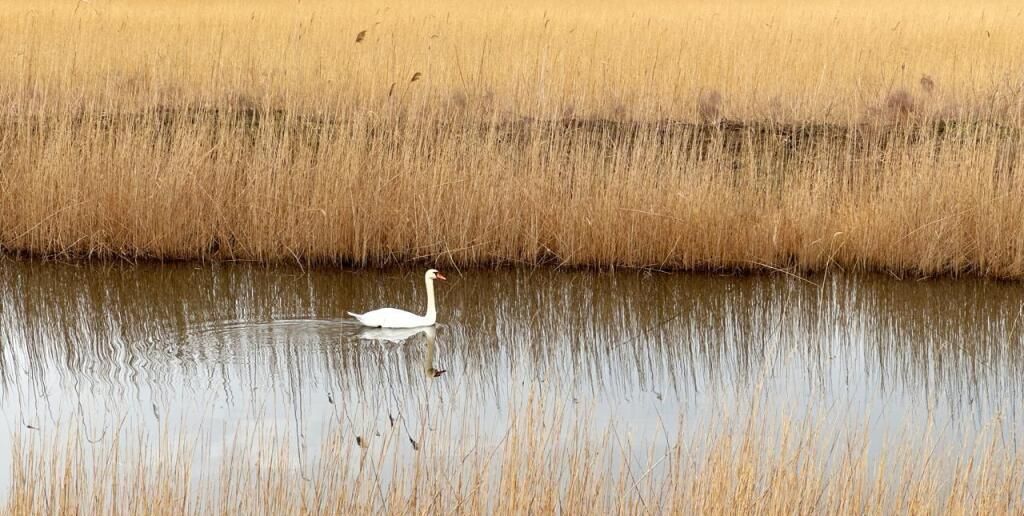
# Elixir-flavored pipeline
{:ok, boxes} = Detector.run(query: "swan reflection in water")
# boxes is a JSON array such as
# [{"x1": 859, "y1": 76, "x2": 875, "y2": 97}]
[{"x1": 357, "y1": 326, "x2": 446, "y2": 378}]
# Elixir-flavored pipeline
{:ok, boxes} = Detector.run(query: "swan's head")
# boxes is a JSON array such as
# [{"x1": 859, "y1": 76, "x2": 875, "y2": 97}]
[{"x1": 426, "y1": 269, "x2": 446, "y2": 281}]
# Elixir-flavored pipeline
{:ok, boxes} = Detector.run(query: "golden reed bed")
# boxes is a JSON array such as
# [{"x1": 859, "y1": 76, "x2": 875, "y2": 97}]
[{"x1": 1, "y1": 1, "x2": 1023, "y2": 276}]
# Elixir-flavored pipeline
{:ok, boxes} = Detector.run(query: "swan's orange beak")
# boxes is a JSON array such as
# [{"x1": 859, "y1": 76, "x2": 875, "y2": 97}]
[{"x1": 435, "y1": 273, "x2": 447, "y2": 281}]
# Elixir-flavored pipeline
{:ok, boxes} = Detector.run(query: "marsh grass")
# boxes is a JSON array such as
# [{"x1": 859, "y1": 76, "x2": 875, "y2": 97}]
[
  {"x1": 5, "y1": 395, "x2": 1022, "y2": 514},
  {"x1": 1, "y1": 1, "x2": 1024, "y2": 276}
]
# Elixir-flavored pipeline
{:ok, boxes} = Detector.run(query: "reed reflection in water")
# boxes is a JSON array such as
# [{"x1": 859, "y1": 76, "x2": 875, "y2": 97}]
[{"x1": 1, "y1": 260, "x2": 1022, "y2": 493}]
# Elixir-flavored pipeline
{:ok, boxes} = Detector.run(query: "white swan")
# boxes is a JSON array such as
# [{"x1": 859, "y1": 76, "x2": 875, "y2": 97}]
[{"x1": 347, "y1": 269, "x2": 446, "y2": 328}]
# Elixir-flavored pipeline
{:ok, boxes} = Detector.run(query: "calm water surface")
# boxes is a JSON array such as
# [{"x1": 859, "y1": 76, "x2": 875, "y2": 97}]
[{"x1": 1, "y1": 260, "x2": 1023, "y2": 494}]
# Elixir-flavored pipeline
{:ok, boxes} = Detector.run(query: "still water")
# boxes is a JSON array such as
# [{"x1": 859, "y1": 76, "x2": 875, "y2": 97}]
[{"x1": 1, "y1": 260, "x2": 1022, "y2": 494}]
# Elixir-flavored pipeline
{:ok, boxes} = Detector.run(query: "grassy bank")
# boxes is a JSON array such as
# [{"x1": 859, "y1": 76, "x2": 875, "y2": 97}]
[
  {"x1": 6, "y1": 396, "x2": 1021, "y2": 514},
  {"x1": 1, "y1": 1, "x2": 1023, "y2": 276}
]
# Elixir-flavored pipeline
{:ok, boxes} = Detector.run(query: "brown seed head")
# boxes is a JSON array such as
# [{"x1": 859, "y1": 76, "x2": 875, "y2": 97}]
[
  {"x1": 451, "y1": 91, "x2": 467, "y2": 109},
  {"x1": 919, "y1": 75, "x2": 935, "y2": 94},
  {"x1": 697, "y1": 90, "x2": 723, "y2": 122}
]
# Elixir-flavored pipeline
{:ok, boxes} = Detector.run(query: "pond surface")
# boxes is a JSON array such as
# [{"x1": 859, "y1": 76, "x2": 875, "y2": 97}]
[{"x1": 1, "y1": 260, "x2": 1023, "y2": 495}]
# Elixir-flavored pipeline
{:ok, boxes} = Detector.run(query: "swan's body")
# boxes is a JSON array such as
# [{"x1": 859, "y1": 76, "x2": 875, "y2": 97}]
[
  {"x1": 348, "y1": 269, "x2": 446, "y2": 328},
  {"x1": 351, "y1": 308, "x2": 433, "y2": 329}
]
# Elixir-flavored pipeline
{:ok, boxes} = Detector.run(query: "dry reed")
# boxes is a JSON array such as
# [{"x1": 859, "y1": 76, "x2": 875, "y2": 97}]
[
  {"x1": 5, "y1": 396, "x2": 1022, "y2": 515},
  {"x1": 1, "y1": 1, "x2": 1024, "y2": 276}
]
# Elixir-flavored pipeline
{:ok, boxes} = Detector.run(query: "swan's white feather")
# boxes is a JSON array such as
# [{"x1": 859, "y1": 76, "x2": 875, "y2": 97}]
[{"x1": 347, "y1": 308, "x2": 431, "y2": 329}]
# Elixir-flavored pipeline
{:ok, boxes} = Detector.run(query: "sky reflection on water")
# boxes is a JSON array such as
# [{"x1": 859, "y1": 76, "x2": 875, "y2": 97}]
[{"x1": 1, "y1": 260, "x2": 1022, "y2": 494}]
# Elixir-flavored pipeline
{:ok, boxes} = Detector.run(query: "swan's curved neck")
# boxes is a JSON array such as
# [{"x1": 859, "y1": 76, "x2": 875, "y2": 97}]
[{"x1": 424, "y1": 276, "x2": 437, "y2": 324}]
